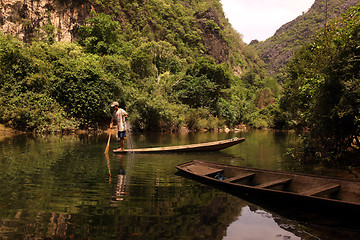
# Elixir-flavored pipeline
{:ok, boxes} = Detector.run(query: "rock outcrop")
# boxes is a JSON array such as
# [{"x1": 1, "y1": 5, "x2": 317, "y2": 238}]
[
  {"x1": 254, "y1": 0, "x2": 359, "y2": 76},
  {"x1": 195, "y1": 8, "x2": 229, "y2": 64},
  {"x1": 0, "y1": 0, "x2": 92, "y2": 42}
]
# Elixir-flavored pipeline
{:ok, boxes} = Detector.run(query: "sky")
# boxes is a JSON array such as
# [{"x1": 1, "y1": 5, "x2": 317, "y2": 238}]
[{"x1": 221, "y1": 0, "x2": 315, "y2": 43}]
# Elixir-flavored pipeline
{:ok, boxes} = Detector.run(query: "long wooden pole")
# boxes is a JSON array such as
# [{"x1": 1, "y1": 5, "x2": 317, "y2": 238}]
[{"x1": 104, "y1": 131, "x2": 111, "y2": 155}]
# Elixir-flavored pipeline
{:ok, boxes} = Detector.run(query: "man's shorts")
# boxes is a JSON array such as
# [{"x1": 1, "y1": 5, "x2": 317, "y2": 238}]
[{"x1": 118, "y1": 131, "x2": 126, "y2": 139}]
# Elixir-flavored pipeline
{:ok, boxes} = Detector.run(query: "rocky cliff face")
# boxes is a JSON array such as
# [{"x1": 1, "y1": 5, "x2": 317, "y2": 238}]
[
  {"x1": 195, "y1": 8, "x2": 229, "y2": 64},
  {"x1": 0, "y1": 0, "x2": 253, "y2": 74},
  {"x1": 254, "y1": 0, "x2": 359, "y2": 76},
  {"x1": 0, "y1": 0, "x2": 230, "y2": 64},
  {"x1": 0, "y1": 0, "x2": 92, "y2": 42}
]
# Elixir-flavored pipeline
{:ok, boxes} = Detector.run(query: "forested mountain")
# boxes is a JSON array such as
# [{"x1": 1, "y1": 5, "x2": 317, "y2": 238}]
[
  {"x1": 0, "y1": 0, "x2": 273, "y2": 132},
  {"x1": 254, "y1": 0, "x2": 359, "y2": 78},
  {"x1": 0, "y1": 0, "x2": 261, "y2": 72},
  {"x1": 1, "y1": 0, "x2": 359, "y2": 165}
]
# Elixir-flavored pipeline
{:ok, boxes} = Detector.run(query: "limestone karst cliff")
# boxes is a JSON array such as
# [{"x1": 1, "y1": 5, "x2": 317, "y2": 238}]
[
  {"x1": 0, "y1": 0, "x2": 92, "y2": 42},
  {"x1": 254, "y1": 0, "x2": 359, "y2": 76},
  {"x1": 0, "y1": 0, "x2": 248, "y2": 67}
]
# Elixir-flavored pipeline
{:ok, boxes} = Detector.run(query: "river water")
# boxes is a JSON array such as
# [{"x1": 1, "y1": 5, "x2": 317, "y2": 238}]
[{"x1": 0, "y1": 130, "x2": 359, "y2": 239}]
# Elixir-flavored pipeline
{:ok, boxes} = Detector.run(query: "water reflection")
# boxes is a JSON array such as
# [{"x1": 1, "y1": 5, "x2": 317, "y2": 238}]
[
  {"x1": 225, "y1": 206, "x2": 301, "y2": 240},
  {"x1": 111, "y1": 154, "x2": 134, "y2": 202},
  {"x1": 105, "y1": 153, "x2": 112, "y2": 183},
  {"x1": 0, "y1": 132, "x2": 359, "y2": 239},
  {"x1": 114, "y1": 155, "x2": 127, "y2": 201}
]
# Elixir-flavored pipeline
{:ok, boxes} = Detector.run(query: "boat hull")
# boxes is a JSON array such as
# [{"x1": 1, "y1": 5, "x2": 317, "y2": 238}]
[
  {"x1": 176, "y1": 160, "x2": 360, "y2": 228},
  {"x1": 113, "y1": 137, "x2": 245, "y2": 153}
]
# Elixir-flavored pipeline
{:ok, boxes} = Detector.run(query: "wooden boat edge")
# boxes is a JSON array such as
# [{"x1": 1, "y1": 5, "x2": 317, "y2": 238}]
[
  {"x1": 175, "y1": 160, "x2": 360, "y2": 207},
  {"x1": 176, "y1": 160, "x2": 360, "y2": 183},
  {"x1": 113, "y1": 137, "x2": 245, "y2": 153}
]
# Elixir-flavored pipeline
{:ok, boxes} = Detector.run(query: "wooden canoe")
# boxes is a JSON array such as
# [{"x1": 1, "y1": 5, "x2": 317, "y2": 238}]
[
  {"x1": 176, "y1": 160, "x2": 360, "y2": 228},
  {"x1": 113, "y1": 137, "x2": 245, "y2": 153}
]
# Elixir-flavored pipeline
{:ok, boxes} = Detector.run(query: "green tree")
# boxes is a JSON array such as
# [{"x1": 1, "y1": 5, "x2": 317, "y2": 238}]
[
  {"x1": 280, "y1": 4, "x2": 360, "y2": 165},
  {"x1": 78, "y1": 12, "x2": 122, "y2": 55},
  {"x1": 174, "y1": 57, "x2": 232, "y2": 112},
  {"x1": 0, "y1": 37, "x2": 74, "y2": 131},
  {"x1": 50, "y1": 54, "x2": 123, "y2": 128},
  {"x1": 130, "y1": 41, "x2": 181, "y2": 80}
]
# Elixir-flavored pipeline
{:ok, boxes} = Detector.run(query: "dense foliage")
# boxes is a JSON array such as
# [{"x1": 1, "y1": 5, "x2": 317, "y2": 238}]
[
  {"x1": 0, "y1": 38, "x2": 122, "y2": 131},
  {"x1": 0, "y1": 0, "x2": 277, "y2": 132},
  {"x1": 280, "y1": 4, "x2": 360, "y2": 165},
  {"x1": 0, "y1": 0, "x2": 358, "y2": 167}
]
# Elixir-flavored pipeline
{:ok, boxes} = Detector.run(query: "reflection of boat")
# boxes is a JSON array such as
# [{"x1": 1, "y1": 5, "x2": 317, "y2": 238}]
[
  {"x1": 176, "y1": 160, "x2": 360, "y2": 228},
  {"x1": 113, "y1": 137, "x2": 245, "y2": 153}
]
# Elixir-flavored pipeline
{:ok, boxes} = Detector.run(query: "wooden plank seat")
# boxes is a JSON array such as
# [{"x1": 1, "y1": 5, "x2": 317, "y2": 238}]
[
  {"x1": 257, "y1": 178, "x2": 292, "y2": 188},
  {"x1": 204, "y1": 169, "x2": 224, "y2": 176},
  {"x1": 185, "y1": 165, "x2": 223, "y2": 176},
  {"x1": 301, "y1": 183, "x2": 341, "y2": 196},
  {"x1": 223, "y1": 173, "x2": 255, "y2": 182}
]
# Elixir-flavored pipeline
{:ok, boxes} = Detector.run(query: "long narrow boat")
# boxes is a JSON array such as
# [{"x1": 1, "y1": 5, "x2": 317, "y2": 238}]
[
  {"x1": 176, "y1": 160, "x2": 360, "y2": 228},
  {"x1": 113, "y1": 137, "x2": 245, "y2": 153}
]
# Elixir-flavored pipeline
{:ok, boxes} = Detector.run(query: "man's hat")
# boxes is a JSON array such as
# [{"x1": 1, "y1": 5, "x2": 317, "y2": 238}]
[{"x1": 111, "y1": 102, "x2": 119, "y2": 107}]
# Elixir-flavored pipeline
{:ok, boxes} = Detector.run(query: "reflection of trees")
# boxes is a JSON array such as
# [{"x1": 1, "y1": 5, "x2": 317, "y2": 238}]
[
  {"x1": 0, "y1": 134, "x2": 112, "y2": 238},
  {"x1": 46, "y1": 213, "x2": 74, "y2": 239},
  {"x1": 0, "y1": 134, "x2": 112, "y2": 213},
  {"x1": 0, "y1": 188, "x2": 245, "y2": 239},
  {"x1": 107, "y1": 192, "x2": 246, "y2": 240},
  {"x1": 0, "y1": 211, "x2": 75, "y2": 239},
  {"x1": 195, "y1": 194, "x2": 245, "y2": 239},
  {"x1": 0, "y1": 134, "x2": 247, "y2": 240},
  {"x1": 226, "y1": 131, "x2": 299, "y2": 168},
  {"x1": 2, "y1": 181, "x2": 245, "y2": 239}
]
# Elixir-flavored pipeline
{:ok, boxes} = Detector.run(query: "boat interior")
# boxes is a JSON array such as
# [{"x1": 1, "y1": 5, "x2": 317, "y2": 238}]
[{"x1": 180, "y1": 161, "x2": 360, "y2": 203}]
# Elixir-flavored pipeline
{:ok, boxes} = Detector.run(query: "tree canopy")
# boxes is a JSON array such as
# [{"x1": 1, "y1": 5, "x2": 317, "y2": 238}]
[{"x1": 280, "y1": 4, "x2": 360, "y2": 165}]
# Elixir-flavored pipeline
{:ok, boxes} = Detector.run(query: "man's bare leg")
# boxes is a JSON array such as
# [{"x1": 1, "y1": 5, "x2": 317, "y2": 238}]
[{"x1": 120, "y1": 137, "x2": 125, "y2": 151}]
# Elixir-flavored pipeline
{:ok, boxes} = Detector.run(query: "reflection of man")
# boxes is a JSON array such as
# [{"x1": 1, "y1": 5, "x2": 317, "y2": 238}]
[{"x1": 114, "y1": 155, "x2": 127, "y2": 201}]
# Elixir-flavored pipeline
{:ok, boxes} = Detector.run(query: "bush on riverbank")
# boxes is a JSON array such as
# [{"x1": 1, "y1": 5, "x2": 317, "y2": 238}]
[{"x1": 0, "y1": 11, "x2": 278, "y2": 133}]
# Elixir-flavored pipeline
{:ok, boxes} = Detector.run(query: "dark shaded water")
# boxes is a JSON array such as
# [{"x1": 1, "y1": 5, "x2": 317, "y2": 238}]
[{"x1": 0, "y1": 131, "x2": 359, "y2": 239}]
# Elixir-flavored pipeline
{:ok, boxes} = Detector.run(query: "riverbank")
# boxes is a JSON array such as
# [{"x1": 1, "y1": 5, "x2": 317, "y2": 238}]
[
  {"x1": 0, "y1": 123, "x2": 249, "y2": 138},
  {"x1": 0, "y1": 124, "x2": 17, "y2": 140}
]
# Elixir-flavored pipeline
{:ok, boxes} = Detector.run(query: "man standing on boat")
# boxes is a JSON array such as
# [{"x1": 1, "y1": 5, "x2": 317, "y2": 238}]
[{"x1": 110, "y1": 102, "x2": 128, "y2": 151}]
